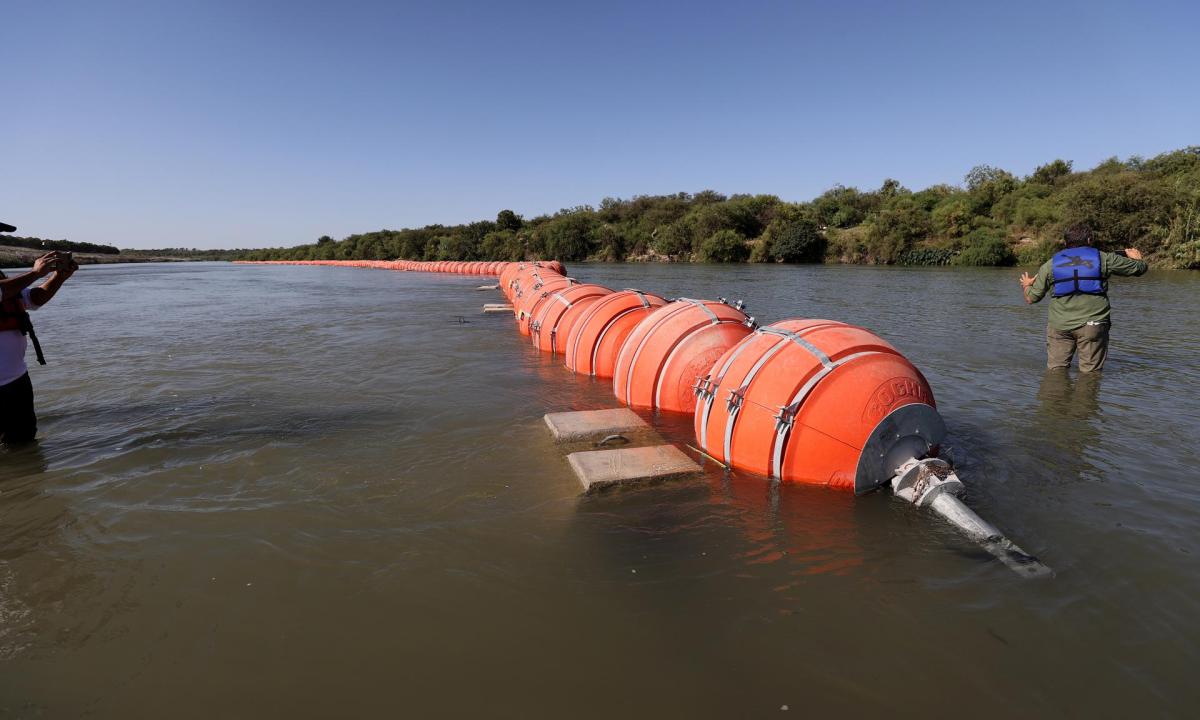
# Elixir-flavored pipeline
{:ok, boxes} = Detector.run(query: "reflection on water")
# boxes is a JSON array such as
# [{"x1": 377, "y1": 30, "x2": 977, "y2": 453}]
[
  {"x1": 0, "y1": 262, "x2": 1198, "y2": 717},
  {"x1": 1029, "y1": 369, "x2": 1103, "y2": 468},
  {"x1": 1036, "y1": 367, "x2": 1102, "y2": 418}
]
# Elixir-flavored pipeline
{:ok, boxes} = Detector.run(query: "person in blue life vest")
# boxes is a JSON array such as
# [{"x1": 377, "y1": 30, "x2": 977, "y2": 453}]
[
  {"x1": 1, "y1": 246, "x2": 79, "y2": 445},
  {"x1": 1019, "y1": 224, "x2": 1148, "y2": 372}
]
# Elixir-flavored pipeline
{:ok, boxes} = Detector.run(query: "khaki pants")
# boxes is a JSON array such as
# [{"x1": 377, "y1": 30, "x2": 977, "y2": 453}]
[{"x1": 1046, "y1": 323, "x2": 1110, "y2": 372}]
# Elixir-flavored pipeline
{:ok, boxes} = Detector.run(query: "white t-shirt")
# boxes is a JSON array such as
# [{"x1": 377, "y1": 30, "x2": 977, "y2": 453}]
[{"x1": 0, "y1": 288, "x2": 40, "y2": 386}]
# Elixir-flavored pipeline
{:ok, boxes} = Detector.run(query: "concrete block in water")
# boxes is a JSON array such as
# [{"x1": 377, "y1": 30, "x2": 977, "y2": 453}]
[
  {"x1": 544, "y1": 408, "x2": 649, "y2": 443},
  {"x1": 483, "y1": 304, "x2": 514, "y2": 313},
  {"x1": 568, "y1": 444, "x2": 701, "y2": 494}
]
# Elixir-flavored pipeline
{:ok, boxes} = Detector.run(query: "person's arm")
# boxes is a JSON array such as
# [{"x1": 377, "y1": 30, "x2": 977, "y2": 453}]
[
  {"x1": 1020, "y1": 262, "x2": 1050, "y2": 304},
  {"x1": 28, "y1": 258, "x2": 78, "y2": 306},
  {"x1": 1106, "y1": 248, "x2": 1149, "y2": 277},
  {"x1": 1, "y1": 252, "x2": 61, "y2": 301}
]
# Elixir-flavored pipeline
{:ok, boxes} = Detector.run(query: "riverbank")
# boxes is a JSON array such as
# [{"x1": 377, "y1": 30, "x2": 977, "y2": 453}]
[{"x1": 0, "y1": 244, "x2": 195, "y2": 268}]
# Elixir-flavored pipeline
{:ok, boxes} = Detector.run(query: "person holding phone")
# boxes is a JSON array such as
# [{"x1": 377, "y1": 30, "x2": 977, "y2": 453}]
[{"x1": 0, "y1": 250, "x2": 79, "y2": 444}]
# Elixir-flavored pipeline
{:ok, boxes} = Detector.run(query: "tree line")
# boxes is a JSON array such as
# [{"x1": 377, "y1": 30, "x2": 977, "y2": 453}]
[
  {"x1": 0, "y1": 235, "x2": 252, "y2": 262},
  {"x1": 0, "y1": 235, "x2": 121, "y2": 255},
  {"x1": 238, "y1": 147, "x2": 1200, "y2": 269},
  {"x1": 17, "y1": 146, "x2": 1200, "y2": 269}
]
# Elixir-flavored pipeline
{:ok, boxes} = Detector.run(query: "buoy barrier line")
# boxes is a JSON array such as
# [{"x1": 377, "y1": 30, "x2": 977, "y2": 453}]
[
  {"x1": 563, "y1": 290, "x2": 667, "y2": 378},
  {"x1": 694, "y1": 319, "x2": 919, "y2": 485},
  {"x1": 235, "y1": 259, "x2": 520, "y2": 276},
  {"x1": 611, "y1": 298, "x2": 754, "y2": 413},
  {"x1": 234, "y1": 259, "x2": 569, "y2": 280},
  {"x1": 767, "y1": 349, "x2": 890, "y2": 483},
  {"x1": 548, "y1": 289, "x2": 610, "y2": 357},
  {"x1": 707, "y1": 324, "x2": 846, "y2": 468},
  {"x1": 652, "y1": 321, "x2": 746, "y2": 413},
  {"x1": 517, "y1": 276, "x2": 578, "y2": 336},
  {"x1": 530, "y1": 284, "x2": 613, "y2": 355},
  {"x1": 507, "y1": 266, "x2": 568, "y2": 308},
  {"x1": 237, "y1": 258, "x2": 1051, "y2": 576}
]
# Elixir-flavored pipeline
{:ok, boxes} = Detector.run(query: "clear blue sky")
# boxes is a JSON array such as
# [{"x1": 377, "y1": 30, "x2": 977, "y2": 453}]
[{"x1": 3, "y1": 0, "x2": 1197, "y2": 250}]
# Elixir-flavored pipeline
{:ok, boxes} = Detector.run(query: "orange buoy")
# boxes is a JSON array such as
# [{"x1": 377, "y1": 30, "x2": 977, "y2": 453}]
[
  {"x1": 499, "y1": 263, "x2": 524, "y2": 299},
  {"x1": 612, "y1": 298, "x2": 753, "y2": 413},
  {"x1": 563, "y1": 290, "x2": 667, "y2": 378},
  {"x1": 551, "y1": 290, "x2": 618, "y2": 362},
  {"x1": 508, "y1": 267, "x2": 540, "y2": 303},
  {"x1": 516, "y1": 276, "x2": 577, "y2": 335},
  {"x1": 509, "y1": 266, "x2": 560, "y2": 304},
  {"x1": 529, "y1": 284, "x2": 613, "y2": 354},
  {"x1": 693, "y1": 319, "x2": 943, "y2": 493}
]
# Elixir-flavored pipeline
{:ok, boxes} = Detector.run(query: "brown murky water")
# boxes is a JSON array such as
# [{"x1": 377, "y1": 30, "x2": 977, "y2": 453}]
[{"x1": 1, "y1": 261, "x2": 1197, "y2": 717}]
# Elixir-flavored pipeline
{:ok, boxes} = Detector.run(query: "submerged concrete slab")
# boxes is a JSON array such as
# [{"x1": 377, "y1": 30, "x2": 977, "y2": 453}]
[
  {"x1": 544, "y1": 408, "x2": 650, "y2": 443},
  {"x1": 482, "y1": 304, "x2": 514, "y2": 313},
  {"x1": 568, "y1": 444, "x2": 702, "y2": 494}
]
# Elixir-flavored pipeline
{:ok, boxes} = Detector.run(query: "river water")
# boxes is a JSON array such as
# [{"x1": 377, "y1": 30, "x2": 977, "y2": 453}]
[{"x1": 1, "y1": 261, "x2": 1197, "y2": 717}]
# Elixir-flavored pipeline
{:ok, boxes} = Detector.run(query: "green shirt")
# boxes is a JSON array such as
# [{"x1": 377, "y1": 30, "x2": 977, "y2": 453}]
[{"x1": 1025, "y1": 250, "x2": 1148, "y2": 331}]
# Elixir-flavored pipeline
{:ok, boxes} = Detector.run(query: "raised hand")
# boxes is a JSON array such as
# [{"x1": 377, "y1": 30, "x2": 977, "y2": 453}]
[{"x1": 32, "y1": 252, "x2": 62, "y2": 276}]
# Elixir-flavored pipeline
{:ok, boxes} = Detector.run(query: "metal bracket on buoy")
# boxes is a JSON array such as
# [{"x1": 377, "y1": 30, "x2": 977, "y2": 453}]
[
  {"x1": 772, "y1": 404, "x2": 797, "y2": 433},
  {"x1": 890, "y1": 458, "x2": 1054, "y2": 578}
]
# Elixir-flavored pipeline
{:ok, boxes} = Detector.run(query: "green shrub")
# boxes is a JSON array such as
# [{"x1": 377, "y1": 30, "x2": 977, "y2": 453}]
[
  {"x1": 589, "y1": 224, "x2": 626, "y2": 261},
  {"x1": 769, "y1": 218, "x2": 825, "y2": 263},
  {"x1": 864, "y1": 197, "x2": 931, "y2": 263},
  {"x1": 954, "y1": 228, "x2": 1016, "y2": 266},
  {"x1": 899, "y1": 248, "x2": 956, "y2": 265},
  {"x1": 824, "y1": 226, "x2": 869, "y2": 263},
  {"x1": 1058, "y1": 170, "x2": 1177, "y2": 248},
  {"x1": 931, "y1": 198, "x2": 973, "y2": 238},
  {"x1": 653, "y1": 220, "x2": 694, "y2": 258},
  {"x1": 749, "y1": 238, "x2": 772, "y2": 262},
  {"x1": 540, "y1": 213, "x2": 598, "y2": 261},
  {"x1": 699, "y1": 229, "x2": 749, "y2": 262},
  {"x1": 1015, "y1": 238, "x2": 1058, "y2": 266}
]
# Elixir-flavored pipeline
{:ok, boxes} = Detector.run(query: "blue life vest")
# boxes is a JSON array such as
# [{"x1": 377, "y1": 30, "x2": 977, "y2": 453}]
[{"x1": 1051, "y1": 247, "x2": 1106, "y2": 298}]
